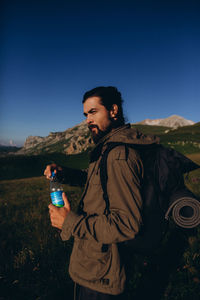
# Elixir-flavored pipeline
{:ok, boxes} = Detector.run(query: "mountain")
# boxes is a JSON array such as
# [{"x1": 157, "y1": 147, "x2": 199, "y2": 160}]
[
  {"x1": 135, "y1": 115, "x2": 195, "y2": 128},
  {"x1": 15, "y1": 116, "x2": 199, "y2": 156},
  {"x1": 16, "y1": 121, "x2": 93, "y2": 155}
]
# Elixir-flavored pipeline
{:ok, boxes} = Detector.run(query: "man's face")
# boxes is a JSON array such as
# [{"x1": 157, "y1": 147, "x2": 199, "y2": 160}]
[{"x1": 83, "y1": 96, "x2": 113, "y2": 144}]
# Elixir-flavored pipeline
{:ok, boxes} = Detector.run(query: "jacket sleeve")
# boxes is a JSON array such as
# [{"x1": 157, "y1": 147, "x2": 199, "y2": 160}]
[{"x1": 61, "y1": 146, "x2": 143, "y2": 244}]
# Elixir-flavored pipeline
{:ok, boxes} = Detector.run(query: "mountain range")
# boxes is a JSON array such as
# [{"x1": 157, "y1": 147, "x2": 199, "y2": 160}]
[
  {"x1": 135, "y1": 115, "x2": 195, "y2": 127},
  {"x1": 13, "y1": 115, "x2": 199, "y2": 156}
]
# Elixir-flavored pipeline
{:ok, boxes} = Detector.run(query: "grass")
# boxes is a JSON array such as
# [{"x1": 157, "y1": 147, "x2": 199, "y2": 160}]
[
  {"x1": 0, "y1": 177, "x2": 83, "y2": 299},
  {"x1": 0, "y1": 164, "x2": 200, "y2": 299},
  {"x1": 0, "y1": 149, "x2": 200, "y2": 299}
]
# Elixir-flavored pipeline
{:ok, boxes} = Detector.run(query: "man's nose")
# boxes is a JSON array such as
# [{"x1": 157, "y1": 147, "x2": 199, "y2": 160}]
[{"x1": 86, "y1": 115, "x2": 93, "y2": 124}]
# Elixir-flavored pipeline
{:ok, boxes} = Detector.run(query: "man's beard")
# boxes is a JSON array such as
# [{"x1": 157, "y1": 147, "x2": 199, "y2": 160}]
[{"x1": 88, "y1": 124, "x2": 112, "y2": 144}]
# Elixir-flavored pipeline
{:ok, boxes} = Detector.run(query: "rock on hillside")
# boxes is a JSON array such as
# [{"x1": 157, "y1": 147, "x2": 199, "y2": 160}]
[
  {"x1": 135, "y1": 115, "x2": 195, "y2": 128},
  {"x1": 17, "y1": 121, "x2": 93, "y2": 155}
]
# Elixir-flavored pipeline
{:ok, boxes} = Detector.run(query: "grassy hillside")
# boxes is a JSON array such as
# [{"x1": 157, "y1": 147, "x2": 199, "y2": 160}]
[
  {"x1": 159, "y1": 123, "x2": 200, "y2": 154},
  {"x1": 133, "y1": 123, "x2": 200, "y2": 155},
  {"x1": 0, "y1": 168, "x2": 200, "y2": 299},
  {"x1": 132, "y1": 122, "x2": 200, "y2": 138},
  {"x1": 0, "y1": 177, "x2": 83, "y2": 299},
  {"x1": 131, "y1": 124, "x2": 170, "y2": 135},
  {"x1": 0, "y1": 152, "x2": 90, "y2": 181}
]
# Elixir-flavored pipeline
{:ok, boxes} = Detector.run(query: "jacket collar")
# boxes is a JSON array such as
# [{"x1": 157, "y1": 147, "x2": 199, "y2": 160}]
[
  {"x1": 95, "y1": 124, "x2": 130, "y2": 148},
  {"x1": 89, "y1": 124, "x2": 130, "y2": 163}
]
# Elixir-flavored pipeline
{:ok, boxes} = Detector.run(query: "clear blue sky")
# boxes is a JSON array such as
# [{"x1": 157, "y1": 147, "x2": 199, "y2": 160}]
[{"x1": 1, "y1": 0, "x2": 200, "y2": 146}]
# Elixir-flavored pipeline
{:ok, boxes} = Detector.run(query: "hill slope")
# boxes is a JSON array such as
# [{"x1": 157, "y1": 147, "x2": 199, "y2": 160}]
[{"x1": 14, "y1": 118, "x2": 199, "y2": 156}]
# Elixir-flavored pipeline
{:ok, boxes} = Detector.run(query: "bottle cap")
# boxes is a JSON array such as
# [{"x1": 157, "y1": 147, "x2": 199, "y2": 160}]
[{"x1": 51, "y1": 171, "x2": 56, "y2": 179}]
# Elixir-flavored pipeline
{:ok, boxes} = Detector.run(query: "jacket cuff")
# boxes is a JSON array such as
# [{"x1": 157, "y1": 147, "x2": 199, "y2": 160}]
[{"x1": 60, "y1": 211, "x2": 83, "y2": 241}]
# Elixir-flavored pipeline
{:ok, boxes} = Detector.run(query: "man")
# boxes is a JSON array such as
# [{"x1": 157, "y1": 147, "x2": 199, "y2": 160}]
[{"x1": 45, "y1": 86, "x2": 158, "y2": 299}]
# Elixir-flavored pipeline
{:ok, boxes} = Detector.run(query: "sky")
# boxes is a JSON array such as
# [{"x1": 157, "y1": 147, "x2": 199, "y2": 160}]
[{"x1": 1, "y1": 0, "x2": 200, "y2": 146}]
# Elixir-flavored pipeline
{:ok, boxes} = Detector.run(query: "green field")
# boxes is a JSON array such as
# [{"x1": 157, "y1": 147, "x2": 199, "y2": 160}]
[
  {"x1": 0, "y1": 177, "x2": 83, "y2": 299},
  {"x1": 0, "y1": 153, "x2": 200, "y2": 299}
]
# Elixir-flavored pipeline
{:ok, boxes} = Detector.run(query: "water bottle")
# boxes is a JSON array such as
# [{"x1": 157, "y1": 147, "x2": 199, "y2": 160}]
[{"x1": 50, "y1": 171, "x2": 64, "y2": 207}]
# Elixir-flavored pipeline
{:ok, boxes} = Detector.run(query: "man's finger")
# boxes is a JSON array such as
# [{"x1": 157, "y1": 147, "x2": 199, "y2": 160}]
[
  {"x1": 48, "y1": 203, "x2": 54, "y2": 209},
  {"x1": 44, "y1": 165, "x2": 52, "y2": 178},
  {"x1": 48, "y1": 203, "x2": 58, "y2": 212},
  {"x1": 62, "y1": 192, "x2": 71, "y2": 211}
]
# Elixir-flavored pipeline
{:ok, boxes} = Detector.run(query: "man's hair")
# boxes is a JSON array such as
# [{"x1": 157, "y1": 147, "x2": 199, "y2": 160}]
[{"x1": 82, "y1": 86, "x2": 125, "y2": 125}]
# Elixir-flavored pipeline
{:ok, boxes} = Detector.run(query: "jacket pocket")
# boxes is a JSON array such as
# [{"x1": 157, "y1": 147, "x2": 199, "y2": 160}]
[{"x1": 70, "y1": 239, "x2": 112, "y2": 281}]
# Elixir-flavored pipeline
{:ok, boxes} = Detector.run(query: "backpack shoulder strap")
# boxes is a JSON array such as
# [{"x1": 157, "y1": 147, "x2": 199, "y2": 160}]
[
  {"x1": 99, "y1": 142, "x2": 129, "y2": 214},
  {"x1": 99, "y1": 142, "x2": 163, "y2": 214}
]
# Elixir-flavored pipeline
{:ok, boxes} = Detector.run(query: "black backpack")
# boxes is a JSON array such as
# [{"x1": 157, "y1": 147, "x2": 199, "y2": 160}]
[{"x1": 99, "y1": 142, "x2": 200, "y2": 255}]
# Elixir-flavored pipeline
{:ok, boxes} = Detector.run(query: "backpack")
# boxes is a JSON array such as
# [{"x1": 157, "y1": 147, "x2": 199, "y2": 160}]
[{"x1": 99, "y1": 142, "x2": 200, "y2": 255}]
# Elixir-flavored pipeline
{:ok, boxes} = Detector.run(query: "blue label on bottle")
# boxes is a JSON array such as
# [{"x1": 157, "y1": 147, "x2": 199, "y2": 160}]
[{"x1": 50, "y1": 191, "x2": 64, "y2": 207}]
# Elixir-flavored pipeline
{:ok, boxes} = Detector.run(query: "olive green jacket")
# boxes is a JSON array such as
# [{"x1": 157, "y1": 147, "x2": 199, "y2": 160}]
[{"x1": 61, "y1": 124, "x2": 159, "y2": 295}]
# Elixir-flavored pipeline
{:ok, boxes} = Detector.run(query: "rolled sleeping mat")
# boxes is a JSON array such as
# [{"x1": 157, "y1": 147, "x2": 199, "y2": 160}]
[{"x1": 165, "y1": 189, "x2": 200, "y2": 229}]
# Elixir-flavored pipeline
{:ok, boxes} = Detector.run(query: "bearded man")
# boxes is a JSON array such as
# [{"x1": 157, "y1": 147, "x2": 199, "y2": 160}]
[{"x1": 45, "y1": 86, "x2": 158, "y2": 299}]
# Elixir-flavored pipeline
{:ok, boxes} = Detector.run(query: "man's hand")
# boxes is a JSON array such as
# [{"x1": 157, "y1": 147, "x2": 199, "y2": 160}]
[
  {"x1": 44, "y1": 163, "x2": 63, "y2": 179},
  {"x1": 48, "y1": 192, "x2": 70, "y2": 229}
]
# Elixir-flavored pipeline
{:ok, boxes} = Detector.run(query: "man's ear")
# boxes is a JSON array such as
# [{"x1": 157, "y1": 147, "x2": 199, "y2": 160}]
[{"x1": 110, "y1": 104, "x2": 118, "y2": 119}]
